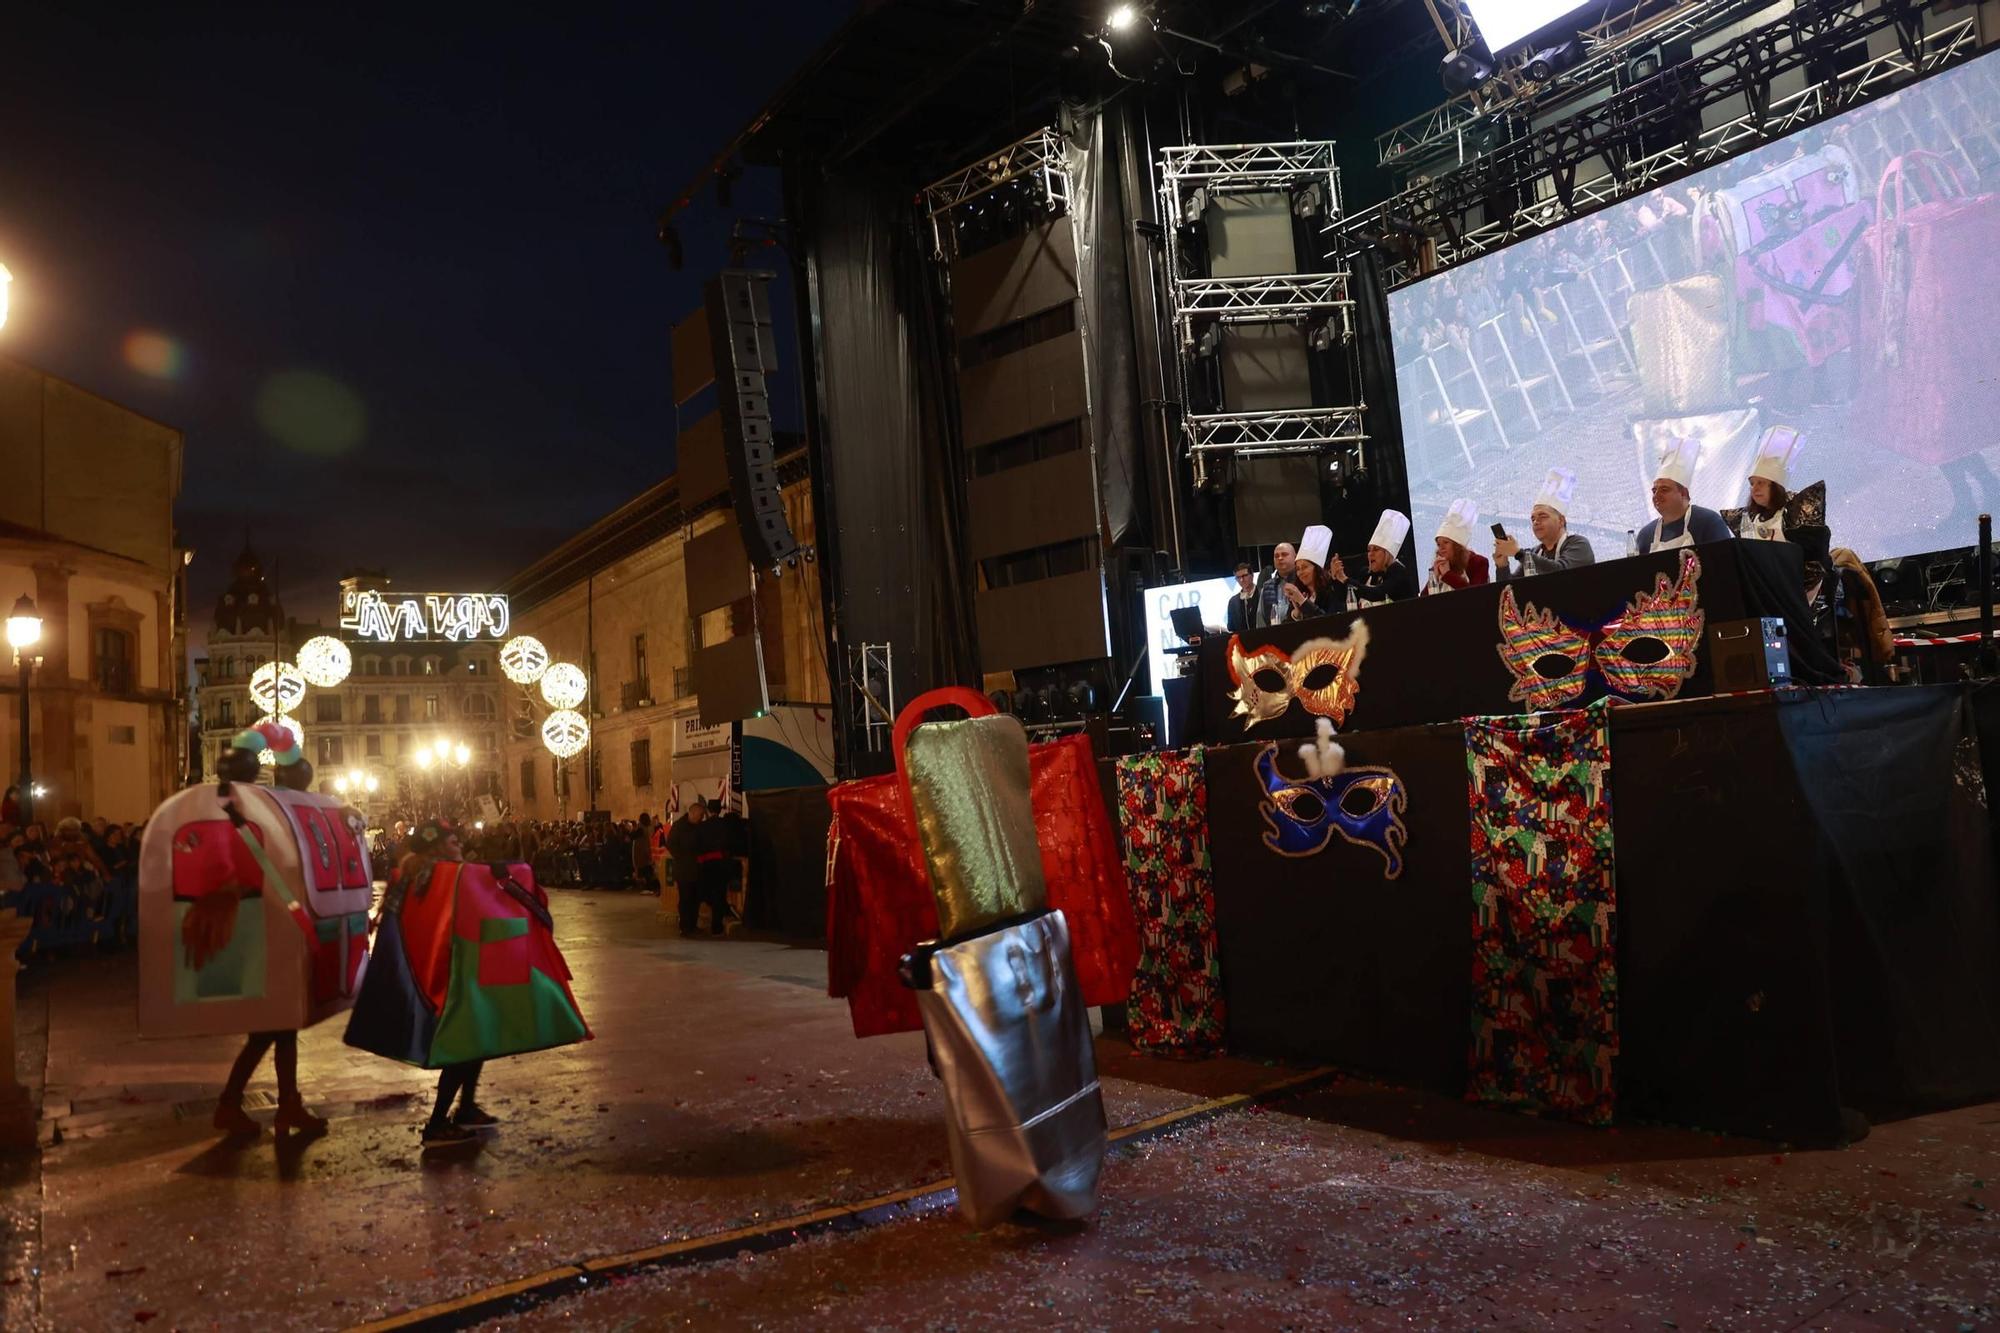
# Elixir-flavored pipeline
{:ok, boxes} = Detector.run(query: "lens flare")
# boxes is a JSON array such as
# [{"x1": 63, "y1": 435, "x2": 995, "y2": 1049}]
[
  {"x1": 122, "y1": 330, "x2": 188, "y2": 380},
  {"x1": 255, "y1": 368, "x2": 366, "y2": 456}
]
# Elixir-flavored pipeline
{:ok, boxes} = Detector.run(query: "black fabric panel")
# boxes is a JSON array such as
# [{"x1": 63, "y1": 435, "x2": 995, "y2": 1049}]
[
  {"x1": 1778, "y1": 686, "x2": 2000, "y2": 1112},
  {"x1": 1732, "y1": 539, "x2": 1843, "y2": 685},
  {"x1": 342, "y1": 916, "x2": 435, "y2": 1068},
  {"x1": 1195, "y1": 542, "x2": 1759, "y2": 742},
  {"x1": 1206, "y1": 724, "x2": 1472, "y2": 1093},
  {"x1": 1973, "y1": 680, "x2": 2000, "y2": 862},
  {"x1": 1610, "y1": 695, "x2": 1846, "y2": 1144},
  {"x1": 745, "y1": 786, "x2": 833, "y2": 939}
]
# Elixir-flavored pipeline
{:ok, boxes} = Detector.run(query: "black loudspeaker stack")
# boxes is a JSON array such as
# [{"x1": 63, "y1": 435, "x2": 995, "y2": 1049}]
[{"x1": 705, "y1": 270, "x2": 799, "y2": 567}]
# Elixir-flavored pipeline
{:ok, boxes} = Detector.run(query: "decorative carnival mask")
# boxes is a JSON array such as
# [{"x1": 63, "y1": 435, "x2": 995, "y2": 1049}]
[
  {"x1": 1497, "y1": 552, "x2": 1705, "y2": 712},
  {"x1": 1226, "y1": 621, "x2": 1371, "y2": 729},
  {"x1": 1254, "y1": 742, "x2": 1408, "y2": 878}
]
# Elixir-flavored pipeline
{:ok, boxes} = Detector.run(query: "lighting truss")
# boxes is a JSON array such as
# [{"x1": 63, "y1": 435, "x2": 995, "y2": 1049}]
[
  {"x1": 921, "y1": 128, "x2": 1070, "y2": 256},
  {"x1": 1381, "y1": 0, "x2": 1754, "y2": 169},
  {"x1": 1335, "y1": 1, "x2": 1982, "y2": 287},
  {"x1": 1160, "y1": 140, "x2": 1342, "y2": 204},
  {"x1": 846, "y1": 642, "x2": 895, "y2": 754},
  {"x1": 1185, "y1": 407, "x2": 1368, "y2": 454},
  {"x1": 1171, "y1": 273, "x2": 1355, "y2": 349}
]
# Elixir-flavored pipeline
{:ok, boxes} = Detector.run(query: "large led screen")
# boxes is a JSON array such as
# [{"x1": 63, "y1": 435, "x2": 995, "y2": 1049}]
[
  {"x1": 1464, "y1": 0, "x2": 1598, "y2": 54},
  {"x1": 1390, "y1": 51, "x2": 2000, "y2": 566}
]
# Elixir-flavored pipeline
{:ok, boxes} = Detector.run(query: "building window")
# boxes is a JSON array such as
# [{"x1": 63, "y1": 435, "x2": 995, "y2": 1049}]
[
  {"x1": 93, "y1": 627, "x2": 135, "y2": 693},
  {"x1": 464, "y1": 693, "x2": 494, "y2": 719},
  {"x1": 361, "y1": 656, "x2": 380, "y2": 676},
  {"x1": 393, "y1": 695, "x2": 412, "y2": 723},
  {"x1": 315, "y1": 695, "x2": 343, "y2": 723},
  {"x1": 634, "y1": 633, "x2": 648, "y2": 684},
  {"x1": 520, "y1": 757, "x2": 537, "y2": 800},
  {"x1": 630, "y1": 738, "x2": 652, "y2": 788},
  {"x1": 109, "y1": 725, "x2": 137, "y2": 746},
  {"x1": 217, "y1": 698, "x2": 235, "y2": 728},
  {"x1": 422, "y1": 656, "x2": 440, "y2": 676},
  {"x1": 424, "y1": 694, "x2": 440, "y2": 720},
  {"x1": 318, "y1": 736, "x2": 344, "y2": 765},
  {"x1": 362, "y1": 693, "x2": 382, "y2": 724},
  {"x1": 365, "y1": 733, "x2": 382, "y2": 758},
  {"x1": 391, "y1": 656, "x2": 411, "y2": 676},
  {"x1": 396, "y1": 732, "x2": 413, "y2": 755}
]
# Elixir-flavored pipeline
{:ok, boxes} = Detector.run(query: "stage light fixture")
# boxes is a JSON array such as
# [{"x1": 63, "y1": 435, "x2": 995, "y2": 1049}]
[
  {"x1": 1308, "y1": 320, "x2": 1336, "y2": 352},
  {"x1": 1525, "y1": 38, "x2": 1581, "y2": 82},
  {"x1": 1067, "y1": 680, "x2": 1099, "y2": 714},
  {"x1": 1441, "y1": 44, "x2": 1494, "y2": 94},
  {"x1": 1195, "y1": 325, "x2": 1220, "y2": 358},
  {"x1": 1107, "y1": 4, "x2": 1140, "y2": 31},
  {"x1": 1293, "y1": 183, "x2": 1325, "y2": 218}
]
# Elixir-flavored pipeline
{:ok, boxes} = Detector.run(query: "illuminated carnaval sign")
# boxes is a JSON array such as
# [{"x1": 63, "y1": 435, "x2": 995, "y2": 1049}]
[{"x1": 338, "y1": 589, "x2": 511, "y2": 644}]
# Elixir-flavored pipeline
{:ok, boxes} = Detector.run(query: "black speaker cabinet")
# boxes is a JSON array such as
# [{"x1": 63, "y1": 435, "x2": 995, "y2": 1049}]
[
  {"x1": 1707, "y1": 617, "x2": 1792, "y2": 692},
  {"x1": 705, "y1": 270, "x2": 799, "y2": 567}
]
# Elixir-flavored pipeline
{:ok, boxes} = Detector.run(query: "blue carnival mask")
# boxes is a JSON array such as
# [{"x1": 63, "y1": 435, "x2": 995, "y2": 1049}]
[{"x1": 1254, "y1": 743, "x2": 1408, "y2": 878}]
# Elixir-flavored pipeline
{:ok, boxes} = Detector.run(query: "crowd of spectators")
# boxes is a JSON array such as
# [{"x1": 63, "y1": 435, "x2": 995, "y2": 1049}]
[{"x1": 1, "y1": 788, "x2": 142, "y2": 957}]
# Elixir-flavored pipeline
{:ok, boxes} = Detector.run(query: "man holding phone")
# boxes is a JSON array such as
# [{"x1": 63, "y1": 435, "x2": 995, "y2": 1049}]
[{"x1": 1494, "y1": 468, "x2": 1596, "y2": 581}]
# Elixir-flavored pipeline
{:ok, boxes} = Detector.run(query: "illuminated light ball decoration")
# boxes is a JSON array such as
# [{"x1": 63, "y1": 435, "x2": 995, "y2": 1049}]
[
  {"x1": 249, "y1": 661, "x2": 308, "y2": 716},
  {"x1": 540, "y1": 661, "x2": 588, "y2": 711},
  {"x1": 500, "y1": 635, "x2": 550, "y2": 685},
  {"x1": 253, "y1": 714, "x2": 305, "y2": 767},
  {"x1": 295, "y1": 635, "x2": 353, "y2": 688},
  {"x1": 541, "y1": 708, "x2": 590, "y2": 760}
]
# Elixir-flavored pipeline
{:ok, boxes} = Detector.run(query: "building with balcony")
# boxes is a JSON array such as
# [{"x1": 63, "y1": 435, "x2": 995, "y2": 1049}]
[{"x1": 0, "y1": 357, "x2": 187, "y2": 822}]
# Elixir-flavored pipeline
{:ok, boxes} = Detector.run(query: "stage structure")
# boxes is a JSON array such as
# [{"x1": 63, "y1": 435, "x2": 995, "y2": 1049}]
[
  {"x1": 1158, "y1": 140, "x2": 1366, "y2": 545},
  {"x1": 1338, "y1": 0, "x2": 1992, "y2": 282}
]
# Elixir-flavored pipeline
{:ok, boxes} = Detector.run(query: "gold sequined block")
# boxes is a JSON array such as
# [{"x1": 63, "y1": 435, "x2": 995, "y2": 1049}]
[{"x1": 905, "y1": 714, "x2": 1048, "y2": 940}]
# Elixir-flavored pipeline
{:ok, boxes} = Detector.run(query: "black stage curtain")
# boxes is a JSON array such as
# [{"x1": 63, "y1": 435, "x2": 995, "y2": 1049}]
[
  {"x1": 1205, "y1": 724, "x2": 1472, "y2": 1093},
  {"x1": 1973, "y1": 679, "x2": 2000, "y2": 859},
  {"x1": 745, "y1": 785, "x2": 833, "y2": 939},
  {"x1": 1069, "y1": 102, "x2": 1141, "y2": 548},
  {"x1": 1611, "y1": 695, "x2": 1847, "y2": 1143},
  {"x1": 803, "y1": 175, "x2": 979, "y2": 717},
  {"x1": 1777, "y1": 686, "x2": 2000, "y2": 1113},
  {"x1": 1612, "y1": 685, "x2": 2000, "y2": 1142}
]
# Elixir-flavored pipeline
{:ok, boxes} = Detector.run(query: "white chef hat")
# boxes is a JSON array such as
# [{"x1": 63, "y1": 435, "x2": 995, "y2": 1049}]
[
  {"x1": 1368, "y1": 509, "x2": 1412, "y2": 556},
  {"x1": 1296, "y1": 523, "x2": 1333, "y2": 570},
  {"x1": 1436, "y1": 498, "x2": 1478, "y2": 549},
  {"x1": 1749, "y1": 424, "x2": 1804, "y2": 488},
  {"x1": 1654, "y1": 436, "x2": 1701, "y2": 490},
  {"x1": 1532, "y1": 467, "x2": 1577, "y2": 517}
]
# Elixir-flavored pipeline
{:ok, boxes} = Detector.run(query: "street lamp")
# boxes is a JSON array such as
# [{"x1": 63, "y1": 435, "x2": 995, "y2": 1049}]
[{"x1": 7, "y1": 595, "x2": 41, "y2": 824}]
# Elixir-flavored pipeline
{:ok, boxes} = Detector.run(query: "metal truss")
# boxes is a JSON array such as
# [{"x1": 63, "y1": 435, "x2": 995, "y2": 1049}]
[
  {"x1": 921, "y1": 128, "x2": 1070, "y2": 255},
  {"x1": 1171, "y1": 273, "x2": 1355, "y2": 349},
  {"x1": 1185, "y1": 407, "x2": 1368, "y2": 454},
  {"x1": 846, "y1": 642, "x2": 895, "y2": 754},
  {"x1": 1160, "y1": 140, "x2": 1342, "y2": 206},
  {"x1": 1334, "y1": 1, "x2": 1983, "y2": 286},
  {"x1": 1379, "y1": 0, "x2": 1768, "y2": 169}
]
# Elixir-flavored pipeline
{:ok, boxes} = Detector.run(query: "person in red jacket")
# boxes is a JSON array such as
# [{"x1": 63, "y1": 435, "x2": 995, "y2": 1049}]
[{"x1": 1424, "y1": 498, "x2": 1490, "y2": 595}]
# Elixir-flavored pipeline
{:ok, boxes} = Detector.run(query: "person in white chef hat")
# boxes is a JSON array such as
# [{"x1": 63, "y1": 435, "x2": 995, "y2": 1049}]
[
  {"x1": 1331, "y1": 509, "x2": 1416, "y2": 606},
  {"x1": 1494, "y1": 467, "x2": 1597, "y2": 582},
  {"x1": 1720, "y1": 424, "x2": 1833, "y2": 607},
  {"x1": 1279, "y1": 523, "x2": 1346, "y2": 621},
  {"x1": 1423, "y1": 498, "x2": 1490, "y2": 595},
  {"x1": 1637, "y1": 436, "x2": 1734, "y2": 554}
]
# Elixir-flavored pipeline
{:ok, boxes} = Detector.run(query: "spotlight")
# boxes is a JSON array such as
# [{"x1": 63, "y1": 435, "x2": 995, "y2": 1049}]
[
  {"x1": 1066, "y1": 680, "x2": 1099, "y2": 714},
  {"x1": 1308, "y1": 320, "x2": 1336, "y2": 352},
  {"x1": 1195, "y1": 325, "x2": 1220, "y2": 358},
  {"x1": 1525, "y1": 39, "x2": 1581, "y2": 83},
  {"x1": 1181, "y1": 185, "x2": 1208, "y2": 226},
  {"x1": 1293, "y1": 183, "x2": 1325, "y2": 218},
  {"x1": 1441, "y1": 44, "x2": 1494, "y2": 94},
  {"x1": 1107, "y1": 4, "x2": 1140, "y2": 31}
]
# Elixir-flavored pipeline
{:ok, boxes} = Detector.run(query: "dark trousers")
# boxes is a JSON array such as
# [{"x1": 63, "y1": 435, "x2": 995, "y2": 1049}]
[
  {"x1": 223, "y1": 1030, "x2": 298, "y2": 1104},
  {"x1": 429, "y1": 1060, "x2": 483, "y2": 1126},
  {"x1": 678, "y1": 861, "x2": 729, "y2": 933}
]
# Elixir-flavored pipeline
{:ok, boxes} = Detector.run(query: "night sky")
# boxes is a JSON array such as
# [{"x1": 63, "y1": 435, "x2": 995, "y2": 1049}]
[{"x1": 0, "y1": 4, "x2": 840, "y2": 633}]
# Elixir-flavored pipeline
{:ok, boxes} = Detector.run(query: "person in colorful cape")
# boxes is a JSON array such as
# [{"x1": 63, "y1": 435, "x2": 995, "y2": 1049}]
[
  {"x1": 202, "y1": 724, "x2": 329, "y2": 1139},
  {"x1": 395, "y1": 821, "x2": 496, "y2": 1147}
]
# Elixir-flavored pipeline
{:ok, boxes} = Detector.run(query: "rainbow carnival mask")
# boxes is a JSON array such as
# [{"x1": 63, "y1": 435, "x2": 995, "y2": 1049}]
[
  {"x1": 1226, "y1": 621, "x2": 1371, "y2": 729},
  {"x1": 1496, "y1": 552, "x2": 1705, "y2": 711},
  {"x1": 1253, "y1": 742, "x2": 1408, "y2": 877}
]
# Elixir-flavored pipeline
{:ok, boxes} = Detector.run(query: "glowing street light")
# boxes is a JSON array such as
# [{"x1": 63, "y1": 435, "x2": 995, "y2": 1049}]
[
  {"x1": 415, "y1": 749, "x2": 434, "y2": 771},
  {"x1": 8, "y1": 594, "x2": 41, "y2": 823},
  {"x1": 0, "y1": 264, "x2": 12, "y2": 332},
  {"x1": 453, "y1": 743, "x2": 471, "y2": 767}
]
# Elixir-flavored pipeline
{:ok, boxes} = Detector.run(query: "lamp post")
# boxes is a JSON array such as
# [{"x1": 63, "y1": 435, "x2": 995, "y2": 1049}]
[{"x1": 6, "y1": 595, "x2": 41, "y2": 825}]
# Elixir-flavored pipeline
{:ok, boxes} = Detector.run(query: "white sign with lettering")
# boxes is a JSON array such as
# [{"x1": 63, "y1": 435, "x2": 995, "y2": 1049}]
[
  {"x1": 672, "y1": 715, "x2": 729, "y2": 756},
  {"x1": 1141, "y1": 576, "x2": 1238, "y2": 697},
  {"x1": 339, "y1": 590, "x2": 511, "y2": 644}
]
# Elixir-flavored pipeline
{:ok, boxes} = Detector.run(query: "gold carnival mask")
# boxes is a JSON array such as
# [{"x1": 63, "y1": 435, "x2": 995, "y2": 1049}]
[{"x1": 1226, "y1": 621, "x2": 1371, "y2": 728}]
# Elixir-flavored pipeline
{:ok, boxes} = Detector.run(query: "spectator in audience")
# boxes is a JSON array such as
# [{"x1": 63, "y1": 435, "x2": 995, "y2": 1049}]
[
  {"x1": 1255, "y1": 543, "x2": 1296, "y2": 627},
  {"x1": 1495, "y1": 468, "x2": 1596, "y2": 581},
  {"x1": 1425, "y1": 500, "x2": 1490, "y2": 595},
  {"x1": 1226, "y1": 562, "x2": 1258, "y2": 635},
  {"x1": 1282, "y1": 525, "x2": 1345, "y2": 622},
  {"x1": 1333, "y1": 511, "x2": 1418, "y2": 607}
]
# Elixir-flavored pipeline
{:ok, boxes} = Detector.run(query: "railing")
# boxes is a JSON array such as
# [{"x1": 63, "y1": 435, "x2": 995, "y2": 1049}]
[{"x1": 620, "y1": 680, "x2": 655, "y2": 712}]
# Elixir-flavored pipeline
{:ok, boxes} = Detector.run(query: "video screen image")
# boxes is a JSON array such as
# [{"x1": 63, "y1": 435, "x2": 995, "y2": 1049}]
[{"x1": 1390, "y1": 50, "x2": 2000, "y2": 565}]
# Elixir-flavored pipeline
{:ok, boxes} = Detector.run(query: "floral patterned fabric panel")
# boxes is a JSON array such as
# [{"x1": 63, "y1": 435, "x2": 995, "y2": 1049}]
[
  {"x1": 1114, "y1": 747, "x2": 1226, "y2": 1057},
  {"x1": 1465, "y1": 701, "x2": 1618, "y2": 1124}
]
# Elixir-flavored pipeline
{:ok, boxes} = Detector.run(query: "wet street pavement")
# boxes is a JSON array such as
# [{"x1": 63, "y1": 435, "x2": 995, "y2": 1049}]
[{"x1": 4, "y1": 890, "x2": 1997, "y2": 1330}]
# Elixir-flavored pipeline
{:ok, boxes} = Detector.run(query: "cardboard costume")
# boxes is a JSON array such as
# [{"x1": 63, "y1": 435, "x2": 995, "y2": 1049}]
[
  {"x1": 344, "y1": 855, "x2": 590, "y2": 1067},
  {"x1": 138, "y1": 735, "x2": 372, "y2": 1039},
  {"x1": 893, "y1": 688, "x2": 1107, "y2": 1229}
]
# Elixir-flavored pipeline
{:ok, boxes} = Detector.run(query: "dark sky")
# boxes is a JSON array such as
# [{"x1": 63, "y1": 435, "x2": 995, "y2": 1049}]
[{"x1": 0, "y1": 4, "x2": 842, "y2": 632}]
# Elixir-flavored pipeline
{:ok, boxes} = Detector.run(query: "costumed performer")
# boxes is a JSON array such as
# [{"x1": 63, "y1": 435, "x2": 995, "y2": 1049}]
[
  {"x1": 1423, "y1": 498, "x2": 1489, "y2": 594},
  {"x1": 343, "y1": 818, "x2": 591, "y2": 1149},
  {"x1": 1281, "y1": 524, "x2": 1344, "y2": 620},
  {"x1": 1494, "y1": 468, "x2": 1595, "y2": 580},
  {"x1": 1333, "y1": 509, "x2": 1417, "y2": 606},
  {"x1": 1637, "y1": 438, "x2": 1733, "y2": 553}
]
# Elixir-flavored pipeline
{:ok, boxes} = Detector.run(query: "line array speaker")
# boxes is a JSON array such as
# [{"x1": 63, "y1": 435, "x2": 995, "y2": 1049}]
[{"x1": 705, "y1": 269, "x2": 799, "y2": 567}]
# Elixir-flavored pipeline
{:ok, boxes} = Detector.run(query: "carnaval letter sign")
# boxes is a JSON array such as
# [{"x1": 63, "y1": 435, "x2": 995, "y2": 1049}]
[{"x1": 339, "y1": 589, "x2": 512, "y2": 644}]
